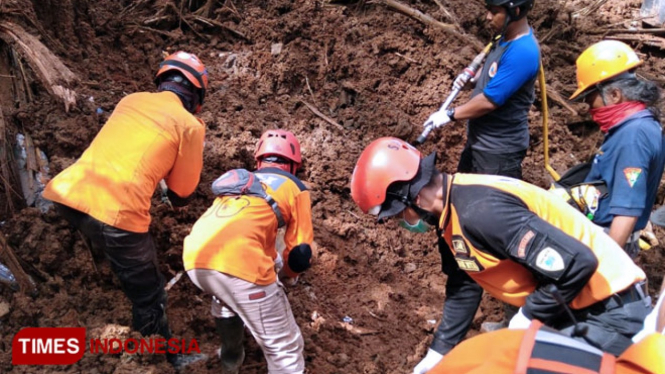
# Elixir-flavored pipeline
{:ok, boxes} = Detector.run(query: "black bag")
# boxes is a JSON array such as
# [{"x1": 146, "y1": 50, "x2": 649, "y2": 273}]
[
  {"x1": 555, "y1": 162, "x2": 592, "y2": 189},
  {"x1": 211, "y1": 168, "x2": 285, "y2": 227},
  {"x1": 550, "y1": 162, "x2": 608, "y2": 220}
]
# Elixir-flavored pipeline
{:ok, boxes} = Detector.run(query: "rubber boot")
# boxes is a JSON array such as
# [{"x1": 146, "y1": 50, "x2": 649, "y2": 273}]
[
  {"x1": 215, "y1": 315, "x2": 245, "y2": 374},
  {"x1": 136, "y1": 301, "x2": 207, "y2": 370}
]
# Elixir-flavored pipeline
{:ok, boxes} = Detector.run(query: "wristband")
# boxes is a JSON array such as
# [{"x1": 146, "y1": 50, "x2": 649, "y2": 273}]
[{"x1": 447, "y1": 108, "x2": 456, "y2": 121}]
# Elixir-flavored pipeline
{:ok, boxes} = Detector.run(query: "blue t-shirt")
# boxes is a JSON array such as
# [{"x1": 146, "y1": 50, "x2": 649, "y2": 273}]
[
  {"x1": 468, "y1": 29, "x2": 540, "y2": 153},
  {"x1": 585, "y1": 110, "x2": 665, "y2": 230}
]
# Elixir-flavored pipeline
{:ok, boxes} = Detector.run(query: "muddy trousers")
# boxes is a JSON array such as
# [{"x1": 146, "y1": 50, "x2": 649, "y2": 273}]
[
  {"x1": 187, "y1": 269, "x2": 305, "y2": 374},
  {"x1": 54, "y1": 203, "x2": 170, "y2": 339}
]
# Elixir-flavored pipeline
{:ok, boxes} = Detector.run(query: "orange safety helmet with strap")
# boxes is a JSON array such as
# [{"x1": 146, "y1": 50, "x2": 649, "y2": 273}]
[
  {"x1": 255, "y1": 130, "x2": 302, "y2": 175},
  {"x1": 569, "y1": 40, "x2": 643, "y2": 101},
  {"x1": 350, "y1": 137, "x2": 435, "y2": 221},
  {"x1": 155, "y1": 51, "x2": 209, "y2": 113}
]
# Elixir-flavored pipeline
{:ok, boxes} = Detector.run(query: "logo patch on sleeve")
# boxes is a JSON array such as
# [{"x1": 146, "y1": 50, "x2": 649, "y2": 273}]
[
  {"x1": 623, "y1": 168, "x2": 642, "y2": 188},
  {"x1": 517, "y1": 230, "x2": 535, "y2": 259},
  {"x1": 488, "y1": 61, "x2": 498, "y2": 78},
  {"x1": 535, "y1": 247, "x2": 565, "y2": 272}
]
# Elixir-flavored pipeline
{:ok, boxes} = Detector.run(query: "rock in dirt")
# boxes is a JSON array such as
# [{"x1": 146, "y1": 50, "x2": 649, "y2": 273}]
[{"x1": 0, "y1": 301, "x2": 9, "y2": 318}]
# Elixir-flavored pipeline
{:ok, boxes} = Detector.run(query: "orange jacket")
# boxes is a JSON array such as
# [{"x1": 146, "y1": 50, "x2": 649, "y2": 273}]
[
  {"x1": 43, "y1": 91, "x2": 205, "y2": 233},
  {"x1": 430, "y1": 325, "x2": 665, "y2": 374},
  {"x1": 183, "y1": 168, "x2": 313, "y2": 285}
]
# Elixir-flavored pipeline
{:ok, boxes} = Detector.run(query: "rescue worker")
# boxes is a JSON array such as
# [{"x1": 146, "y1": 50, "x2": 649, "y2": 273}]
[
  {"x1": 350, "y1": 137, "x2": 652, "y2": 373},
  {"x1": 424, "y1": 0, "x2": 541, "y2": 334},
  {"x1": 424, "y1": 0, "x2": 539, "y2": 180},
  {"x1": 428, "y1": 321, "x2": 665, "y2": 374},
  {"x1": 568, "y1": 40, "x2": 665, "y2": 258},
  {"x1": 183, "y1": 129, "x2": 313, "y2": 374},
  {"x1": 43, "y1": 51, "x2": 208, "y2": 369}
]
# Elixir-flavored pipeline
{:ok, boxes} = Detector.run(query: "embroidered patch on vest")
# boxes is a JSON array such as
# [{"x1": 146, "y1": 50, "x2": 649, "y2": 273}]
[
  {"x1": 623, "y1": 167, "x2": 642, "y2": 188},
  {"x1": 452, "y1": 236, "x2": 469, "y2": 255},
  {"x1": 535, "y1": 247, "x2": 565, "y2": 272},
  {"x1": 455, "y1": 257, "x2": 484, "y2": 272},
  {"x1": 517, "y1": 230, "x2": 535, "y2": 259},
  {"x1": 488, "y1": 61, "x2": 498, "y2": 78}
]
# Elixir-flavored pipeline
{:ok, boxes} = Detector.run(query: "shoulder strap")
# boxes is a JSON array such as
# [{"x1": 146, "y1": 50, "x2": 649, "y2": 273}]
[{"x1": 211, "y1": 169, "x2": 286, "y2": 228}]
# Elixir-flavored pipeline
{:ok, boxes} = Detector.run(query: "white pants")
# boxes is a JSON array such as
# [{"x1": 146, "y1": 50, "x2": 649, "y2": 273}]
[{"x1": 187, "y1": 269, "x2": 304, "y2": 374}]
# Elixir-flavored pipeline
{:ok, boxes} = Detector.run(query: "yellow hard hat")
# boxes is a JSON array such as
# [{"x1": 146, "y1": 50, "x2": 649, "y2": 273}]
[{"x1": 569, "y1": 40, "x2": 643, "y2": 100}]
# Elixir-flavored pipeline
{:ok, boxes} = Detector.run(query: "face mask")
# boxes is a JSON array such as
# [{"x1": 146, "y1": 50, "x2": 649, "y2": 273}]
[
  {"x1": 589, "y1": 101, "x2": 646, "y2": 133},
  {"x1": 399, "y1": 218, "x2": 432, "y2": 233}
]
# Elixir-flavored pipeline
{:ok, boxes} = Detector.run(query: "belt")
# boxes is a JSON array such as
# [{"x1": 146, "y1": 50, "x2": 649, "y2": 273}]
[{"x1": 602, "y1": 281, "x2": 648, "y2": 310}]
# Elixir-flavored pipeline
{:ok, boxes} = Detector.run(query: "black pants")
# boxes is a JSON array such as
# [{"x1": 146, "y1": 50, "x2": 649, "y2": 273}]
[
  {"x1": 457, "y1": 145, "x2": 527, "y2": 179},
  {"x1": 556, "y1": 283, "x2": 651, "y2": 356},
  {"x1": 55, "y1": 203, "x2": 170, "y2": 339}
]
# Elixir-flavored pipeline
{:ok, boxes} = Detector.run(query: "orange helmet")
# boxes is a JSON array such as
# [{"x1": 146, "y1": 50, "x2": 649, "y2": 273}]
[
  {"x1": 155, "y1": 51, "x2": 209, "y2": 104},
  {"x1": 569, "y1": 40, "x2": 643, "y2": 100},
  {"x1": 350, "y1": 137, "x2": 424, "y2": 219},
  {"x1": 255, "y1": 130, "x2": 302, "y2": 173}
]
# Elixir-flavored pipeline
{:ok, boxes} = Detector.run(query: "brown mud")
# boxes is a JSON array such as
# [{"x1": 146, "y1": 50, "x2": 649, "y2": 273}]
[{"x1": 0, "y1": 0, "x2": 663, "y2": 373}]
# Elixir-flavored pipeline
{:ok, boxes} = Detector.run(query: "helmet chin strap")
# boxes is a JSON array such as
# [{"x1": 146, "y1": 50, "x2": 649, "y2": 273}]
[{"x1": 409, "y1": 203, "x2": 440, "y2": 226}]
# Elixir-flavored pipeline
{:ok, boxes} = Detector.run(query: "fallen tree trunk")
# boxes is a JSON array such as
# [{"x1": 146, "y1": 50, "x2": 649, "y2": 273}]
[{"x1": 0, "y1": 22, "x2": 78, "y2": 112}]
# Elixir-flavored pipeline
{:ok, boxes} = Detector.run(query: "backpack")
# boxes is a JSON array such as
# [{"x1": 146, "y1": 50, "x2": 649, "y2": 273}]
[{"x1": 211, "y1": 168, "x2": 285, "y2": 228}]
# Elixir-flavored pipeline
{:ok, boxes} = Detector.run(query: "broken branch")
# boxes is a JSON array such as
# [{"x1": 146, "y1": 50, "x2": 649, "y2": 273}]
[
  {"x1": 300, "y1": 100, "x2": 344, "y2": 131},
  {"x1": 0, "y1": 22, "x2": 77, "y2": 112},
  {"x1": 607, "y1": 34, "x2": 665, "y2": 50},
  {"x1": 188, "y1": 15, "x2": 249, "y2": 41},
  {"x1": 0, "y1": 232, "x2": 36, "y2": 295},
  {"x1": 590, "y1": 28, "x2": 665, "y2": 35},
  {"x1": 379, "y1": 0, "x2": 455, "y2": 31},
  {"x1": 546, "y1": 85, "x2": 578, "y2": 116}
]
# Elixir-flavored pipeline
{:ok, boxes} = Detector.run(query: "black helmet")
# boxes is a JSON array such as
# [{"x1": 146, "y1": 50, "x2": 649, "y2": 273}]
[{"x1": 486, "y1": 0, "x2": 534, "y2": 21}]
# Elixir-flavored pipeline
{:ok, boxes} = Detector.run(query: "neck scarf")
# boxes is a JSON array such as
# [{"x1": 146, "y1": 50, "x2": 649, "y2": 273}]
[{"x1": 589, "y1": 101, "x2": 646, "y2": 133}]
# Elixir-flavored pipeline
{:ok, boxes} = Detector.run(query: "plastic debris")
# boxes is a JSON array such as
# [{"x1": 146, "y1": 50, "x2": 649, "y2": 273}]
[
  {"x1": 15, "y1": 133, "x2": 52, "y2": 213},
  {"x1": 164, "y1": 271, "x2": 184, "y2": 291},
  {"x1": 0, "y1": 261, "x2": 19, "y2": 291},
  {"x1": 96, "y1": 107, "x2": 104, "y2": 114},
  {"x1": 342, "y1": 316, "x2": 353, "y2": 324}
]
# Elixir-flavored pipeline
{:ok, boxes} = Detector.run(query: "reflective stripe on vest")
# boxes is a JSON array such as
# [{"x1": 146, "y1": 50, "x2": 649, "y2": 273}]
[{"x1": 516, "y1": 321, "x2": 616, "y2": 374}]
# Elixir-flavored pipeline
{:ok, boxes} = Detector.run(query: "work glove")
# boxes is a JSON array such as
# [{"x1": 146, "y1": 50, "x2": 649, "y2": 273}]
[
  {"x1": 423, "y1": 109, "x2": 451, "y2": 129},
  {"x1": 508, "y1": 307, "x2": 531, "y2": 329},
  {"x1": 274, "y1": 252, "x2": 284, "y2": 273},
  {"x1": 413, "y1": 348, "x2": 444, "y2": 374}
]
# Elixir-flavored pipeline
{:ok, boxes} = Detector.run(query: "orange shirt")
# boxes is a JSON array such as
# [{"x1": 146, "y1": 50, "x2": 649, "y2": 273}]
[
  {"x1": 183, "y1": 169, "x2": 313, "y2": 285},
  {"x1": 43, "y1": 91, "x2": 205, "y2": 233}
]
